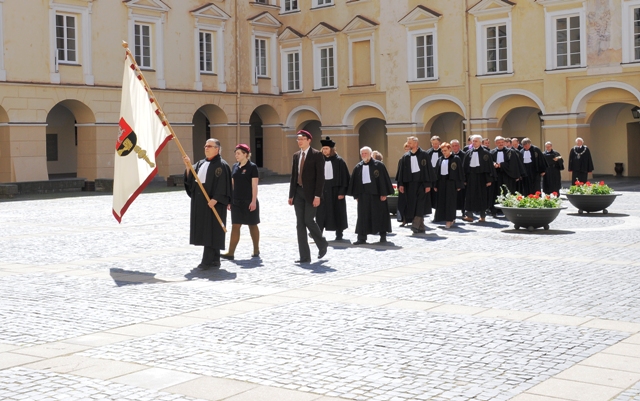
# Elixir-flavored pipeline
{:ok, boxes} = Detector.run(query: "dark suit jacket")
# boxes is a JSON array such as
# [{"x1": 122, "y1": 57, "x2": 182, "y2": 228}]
[{"x1": 289, "y1": 147, "x2": 325, "y2": 204}]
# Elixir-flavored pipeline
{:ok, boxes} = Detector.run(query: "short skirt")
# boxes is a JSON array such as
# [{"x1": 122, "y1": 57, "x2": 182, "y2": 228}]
[{"x1": 230, "y1": 199, "x2": 260, "y2": 225}]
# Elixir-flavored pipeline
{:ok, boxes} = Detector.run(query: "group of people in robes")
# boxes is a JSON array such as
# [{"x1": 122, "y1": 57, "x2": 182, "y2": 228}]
[{"x1": 183, "y1": 132, "x2": 595, "y2": 268}]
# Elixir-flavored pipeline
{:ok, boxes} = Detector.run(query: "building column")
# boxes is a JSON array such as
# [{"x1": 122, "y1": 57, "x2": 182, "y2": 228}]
[
  {"x1": 0, "y1": 125, "x2": 10, "y2": 182},
  {"x1": 541, "y1": 113, "x2": 590, "y2": 181},
  {"x1": 8, "y1": 124, "x2": 49, "y2": 182},
  {"x1": 385, "y1": 123, "x2": 422, "y2": 177}
]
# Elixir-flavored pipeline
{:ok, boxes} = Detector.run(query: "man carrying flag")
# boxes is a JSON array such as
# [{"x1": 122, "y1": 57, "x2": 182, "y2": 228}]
[{"x1": 112, "y1": 50, "x2": 172, "y2": 222}]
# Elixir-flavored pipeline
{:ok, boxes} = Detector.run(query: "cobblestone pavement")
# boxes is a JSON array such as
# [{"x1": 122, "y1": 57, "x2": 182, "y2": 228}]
[{"x1": 1, "y1": 180, "x2": 640, "y2": 401}]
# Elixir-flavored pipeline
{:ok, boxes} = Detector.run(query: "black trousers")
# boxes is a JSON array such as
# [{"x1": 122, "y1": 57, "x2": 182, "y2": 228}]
[
  {"x1": 201, "y1": 246, "x2": 220, "y2": 265},
  {"x1": 294, "y1": 186, "x2": 327, "y2": 260},
  {"x1": 572, "y1": 171, "x2": 588, "y2": 184}
]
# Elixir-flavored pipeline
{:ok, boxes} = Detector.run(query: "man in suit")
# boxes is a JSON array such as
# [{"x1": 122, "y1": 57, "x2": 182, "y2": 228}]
[{"x1": 288, "y1": 130, "x2": 328, "y2": 264}]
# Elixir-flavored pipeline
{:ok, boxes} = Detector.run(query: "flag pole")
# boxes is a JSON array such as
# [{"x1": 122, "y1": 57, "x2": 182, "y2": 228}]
[{"x1": 121, "y1": 41, "x2": 226, "y2": 233}]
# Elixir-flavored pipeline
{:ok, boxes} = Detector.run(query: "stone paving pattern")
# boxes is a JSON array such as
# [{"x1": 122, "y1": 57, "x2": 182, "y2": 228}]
[{"x1": 1, "y1": 179, "x2": 640, "y2": 400}]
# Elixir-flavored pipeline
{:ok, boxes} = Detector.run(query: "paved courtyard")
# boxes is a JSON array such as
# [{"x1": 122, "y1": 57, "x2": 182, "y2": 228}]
[{"x1": 1, "y1": 179, "x2": 640, "y2": 401}]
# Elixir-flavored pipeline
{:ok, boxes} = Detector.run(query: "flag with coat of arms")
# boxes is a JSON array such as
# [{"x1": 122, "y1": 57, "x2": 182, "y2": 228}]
[{"x1": 112, "y1": 54, "x2": 172, "y2": 222}]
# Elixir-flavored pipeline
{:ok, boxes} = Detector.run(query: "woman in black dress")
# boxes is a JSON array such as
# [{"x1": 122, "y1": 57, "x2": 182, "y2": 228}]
[
  {"x1": 221, "y1": 144, "x2": 260, "y2": 259},
  {"x1": 434, "y1": 142, "x2": 465, "y2": 228}
]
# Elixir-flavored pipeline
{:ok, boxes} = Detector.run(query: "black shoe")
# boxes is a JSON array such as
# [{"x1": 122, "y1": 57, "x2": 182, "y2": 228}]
[
  {"x1": 251, "y1": 253, "x2": 260, "y2": 258},
  {"x1": 335, "y1": 234, "x2": 343, "y2": 240},
  {"x1": 318, "y1": 246, "x2": 327, "y2": 259},
  {"x1": 295, "y1": 258, "x2": 311, "y2": 264},
  {"x1": 353, "y1": 240, "x2": 367, "y2": 245},
  {"x1": 197, "y1": 263, "x2": 210, "y2": 270},
  {"x1": 221, "y1": 254, "x2": 234, "y2": 260},
  {"x1": 379, "y1": 237, "x2": 387, "y2": 243},
  {"x1": 411, "y1": 227, "x2": 425, "y2": 234},
  {"x1": 211, "y1": 261, "x2": 221, "y2": 269}
]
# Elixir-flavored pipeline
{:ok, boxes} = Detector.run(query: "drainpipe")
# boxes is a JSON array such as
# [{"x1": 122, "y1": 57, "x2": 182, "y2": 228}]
[
  {"x1": 463, "y1": 0, "x2": 472, "y2": 142},
  {"x1": 235, "y1": 0, "x2": 241, "y2": 144}
]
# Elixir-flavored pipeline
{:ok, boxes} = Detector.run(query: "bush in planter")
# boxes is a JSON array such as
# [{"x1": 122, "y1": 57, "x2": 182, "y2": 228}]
[
  {"x1": 568, "y1": 180, "x2": 613, "y2": 195},
  {"x1": 496, "y1": 186, "x2": 562, "y2": 208}
]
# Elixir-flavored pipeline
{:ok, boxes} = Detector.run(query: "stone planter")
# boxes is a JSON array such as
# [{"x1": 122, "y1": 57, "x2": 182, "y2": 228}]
[
  {"x1": 498, "y1": 206, "x2": 565, "y2": 231},
  {"x1": 387, "y1": 195, "x2": 398, "y2": 215},
  {"x1": 565, "y1": 194, "x2": 620, "y2": 214}
]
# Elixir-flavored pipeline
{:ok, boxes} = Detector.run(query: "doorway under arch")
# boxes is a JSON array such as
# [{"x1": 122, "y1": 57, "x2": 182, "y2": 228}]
[
  {"x1": 426, "y1": 112, "x2": 465, "y2": 144},
  {"x1": 357, "y1": 118, "x2": 387, "y2": 162},
  {"x1": 500, "y1": 107, "x2": 542, "y2": 147},
  {"x1": 45, "y1": 100, "x2": 95, "y2": 180},
  {"x1": 590, "y1": 103, "x2": 640, "y2": 177}
]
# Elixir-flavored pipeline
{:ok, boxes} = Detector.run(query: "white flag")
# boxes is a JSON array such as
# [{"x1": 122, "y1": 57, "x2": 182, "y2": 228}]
[{"x1": 112, "y1": 56, "x2": 172, "y2": 222}]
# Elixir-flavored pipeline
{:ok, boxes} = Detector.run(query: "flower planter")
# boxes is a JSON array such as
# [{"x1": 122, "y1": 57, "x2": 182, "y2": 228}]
[
  {"x1": 565, "y1": 194, "x2": 620, "y2": 214},
  {"x1": 387, "y1": 195, "x2": 398, "y2": 215},
  {"x1": 498, "y1": 206, "x2": 565, "y2": 231}
]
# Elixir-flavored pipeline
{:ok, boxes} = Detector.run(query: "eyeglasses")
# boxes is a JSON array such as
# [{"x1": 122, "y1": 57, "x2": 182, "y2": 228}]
[{"x1": 204, "y1": 145, "x2": 216, "y2": 149}]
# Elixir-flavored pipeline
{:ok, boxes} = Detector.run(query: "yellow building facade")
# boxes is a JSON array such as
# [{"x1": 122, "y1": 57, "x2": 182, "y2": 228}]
[{"x1": 1, "y1": 0, "x2": 639, "y2": 184}]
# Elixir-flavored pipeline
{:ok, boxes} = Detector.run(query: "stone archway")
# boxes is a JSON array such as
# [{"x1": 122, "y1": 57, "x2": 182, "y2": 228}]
[
  {"x1": 589, "y1": 103, "x2": 640, "y2": 177},
  {"x1": 357, "y1": 118, "x2": 388, "y2": 162},
  {"x1": 248, "y1": 104, "x2": 280, "y2": 172},
  {"x1": 192, "y1": 104, "x2": 228, "y2": 161},
  {"x1": 45, "y1": 100, "x2": 95, "y2": 180},
  {"x1": 425, "y1": 112, "x2": 465, "y2": 145},
  {"x1": 500, "y1": 107, "x2": 543, "y2": 147}
]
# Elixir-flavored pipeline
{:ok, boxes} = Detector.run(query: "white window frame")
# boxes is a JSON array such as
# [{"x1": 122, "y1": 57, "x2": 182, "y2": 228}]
[
  {"x1": 544, "y1": 7, "x2": 586, "y2": 71},
  {"x1": 313, "y1": 41, "x2": 337, "y2": 89},
  {"x1": 348, "y1": 35, "x2": 375, "y2": 86},
  {"x1": 194, "y1": 24, "x2": 226, "y2": 91},
  {"x1": 312, "y1": 0, "x2": 333, "y2": 9},
  {"x1": 281, "y1": 0, "x2": 299, "y2": 13},
  {"x1": 198, "y1": 30, "x2": 214, "y2": 73},
  {"x1": 476, "y1": 17, "x2": 512, "y2": 76},
  {"x1": 255, "y1": 38, "x2": 268, "y2": 77},
  {"x1": 0, "y1": 0, "x2": 6, "y2": 81},
  {"x1": 48, "y1": 2, "x2": 93, "y2": 85},
  {"x1": 281, "y1": 47, "x2": 302, "y2": 92},
  {"x1": 134, "y1": 23, "x2": 153, "y2": 69},
  {"x1": 622, "y1": 0, "x2": 640, "y2": 63},
  {"x1": 251, "y1": 31, "x2": 278, "y2": 93},
  {"x1": 128, "y1": 14, "x2": 165, "y2": 89},
  {"x1": 407, "y1": 27, "x2": 438, "y2": 82},
  {"x1": 55, "y1": 13, "x2": 78, "y2": 64}
]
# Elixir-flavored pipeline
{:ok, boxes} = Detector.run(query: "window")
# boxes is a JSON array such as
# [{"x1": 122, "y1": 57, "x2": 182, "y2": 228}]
[
  {"x1": 199, "y1": 31, "x2": 213, "y2": 73},
  {"x1": 56, "y1": 14, "x2": 76, "y2": 63},
  {"x1": 555, "y1": 15, "x2": 581, "y2": 67},
  {"x1": 134, "y1": 23, "x2": 152, "y2": 68},
  {"x1": 313, "y1": 0, "x2": 333, "y2": 7},
  {"x1": 635, "y1": 8, "x2": 640, "y2": 60},
  {"x1": 255, "y1": 38, "x2": 267, "y2": 77},
  {"x1": 486, "y1": 25, "x2": 507, "y2": 73},
  {"x1": 255, "y1": 0, "x2": 267, "y2": 3},
  {"x1": 407, "y1": 28, "x2": 437, "y2": 81},
  {"x1": 284, "y1": 51, "x2": 300, "y2": 91},
  {"x1": 283, "y1": 0, "x2": 299, "y2": 12},
  {"x1": 319, "y1": 46, "x2": 335, "y2": 88},
  {"x1": 415, "y1": 34, "x2": 434, "y2": 79}
]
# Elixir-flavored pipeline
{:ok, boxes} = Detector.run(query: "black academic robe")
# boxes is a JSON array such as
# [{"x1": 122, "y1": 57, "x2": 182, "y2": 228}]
[
  {"x1": 184, "y1": 155, "x2": 232, "y2": 249},
  {"x1": 426, "y1": 147, "x2": 442, "y2": 208},
  {"x1": 452, "y1": 151, "x2": 467, "y2": 211},
  {"x1": 395, "y1": 157, "x2": 407, "y2": 222},
  {"x1": 519, "y1": 146, "x2": 548, "y2": 196},
  {"x1": 463, "y1": 146, "x2": 496, "y2": 214},
  {"x1": 396, "y1": 147, "x2": 434, "y2": 219},
  {"x1": 434, "y1": 155, "x2": 465, "y2": 222},
  {"x1": 348, "y1": 159, "x2": 394, "y2": 236},
  {"x1": 568, "y1": 146, "x2": 594, "y2": 183},
  {"x1": 543, "y1": 150, "x2": 564, "y2": 194},
  {"x1": 491, "y1": 147, "x2": 521, "y2": 198},
  {"x1": 317, "y1": 154, "x2": 350, "y2": 232}
]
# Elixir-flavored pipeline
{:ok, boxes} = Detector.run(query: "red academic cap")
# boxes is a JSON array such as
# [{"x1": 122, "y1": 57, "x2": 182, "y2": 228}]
[
  {"x1": 297, "y1": 130, "x2": 312, "y2": 140},
  {"x1": 235, "y1": 143, "x2": 251, "y2": 153}
]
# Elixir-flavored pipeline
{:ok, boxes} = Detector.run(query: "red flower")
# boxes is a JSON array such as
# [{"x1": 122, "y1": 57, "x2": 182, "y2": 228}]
[
  {"x1": 528, "y1": 194, "x2": 535, "y2": 198},
  {"x1": 535, "y1": 191, "x2": 541, "y2": 196},
  {"x1": 599, "y1": 181, "x2": 605, "y2": 186},
  {"x1": 575, "y1": 180, "x2": 581, "y2": 185},
  {"x1": 552, "y1": 192, "x2": 558, "y2": 197},
  {"x1": 546, "y1": 195, "x2": 550, "y2": 200},
  {"x1": 517, "y1": 195, "x2": 523, "y2": 201},
  {"x1": 392, "y1": 184, "x2": 397, "y2": 189},
  {"x1": 586, "y1": 181, "x2": 591, "y2": 186}
]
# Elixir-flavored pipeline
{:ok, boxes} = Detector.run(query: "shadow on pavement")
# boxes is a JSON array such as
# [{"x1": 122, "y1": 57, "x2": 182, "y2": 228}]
[
  {"x1": 299, "y1": 261, "x2": 336, "y2": 274},
  {"x1": 184, "y1": 268, "x2": 237, "y2": 281},
  {"x1": 109, "y1": 268, "x2": 169, "y2": 287},
  {"x1": 566, "y1": 213, "x2": 629, "y2": 218},
  {"x1": 502, "y1": 229, "x2": 576, "y2": 235}
]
